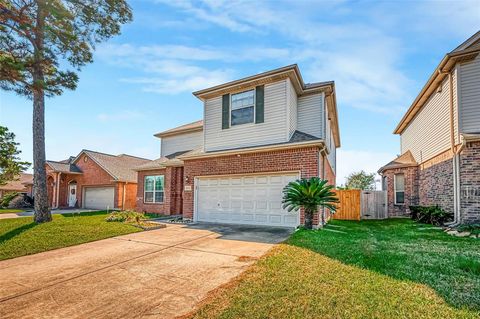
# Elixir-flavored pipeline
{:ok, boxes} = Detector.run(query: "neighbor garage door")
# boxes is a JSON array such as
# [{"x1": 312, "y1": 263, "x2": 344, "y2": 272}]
[
  {"x1": 83, "y1": 187, "x2": 115, "y2": 210},
  {"x1": 196, "y1": 173, "x2": 299, "y2": 227}
]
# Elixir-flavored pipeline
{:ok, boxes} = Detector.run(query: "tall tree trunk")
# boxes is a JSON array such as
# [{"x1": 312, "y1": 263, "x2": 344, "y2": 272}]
[{"x1": 32, "y1": 0, "x2": 51, "y2": 223}]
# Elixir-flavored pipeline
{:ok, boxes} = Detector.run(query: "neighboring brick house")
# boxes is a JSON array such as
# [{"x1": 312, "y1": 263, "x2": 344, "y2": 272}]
[
  {"x1": 46, "y1": 150, "x2": 150, "y2": 210},
  {"x1": 379, "y1": 32, "x2": 480, "y2": 224},
  {"x1": 0, "y1": 173, "x2": 33, "y2": 199},
  {"x1": 136, "y1": 64, "x2": 340, "y2": 228}
]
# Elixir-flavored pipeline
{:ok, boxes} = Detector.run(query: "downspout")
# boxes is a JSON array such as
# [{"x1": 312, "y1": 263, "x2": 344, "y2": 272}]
[
  {"x1": 319, "y1": 145, "x2": 327, "y2": 226},
  {"x1": 444, "y1": 70, "x2": 462, "y2": 226}
]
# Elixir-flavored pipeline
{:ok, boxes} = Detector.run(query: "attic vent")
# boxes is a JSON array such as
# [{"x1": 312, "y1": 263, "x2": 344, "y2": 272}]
[{"x1": 84, "y1": 156, "x2": 88, "y2": 162}]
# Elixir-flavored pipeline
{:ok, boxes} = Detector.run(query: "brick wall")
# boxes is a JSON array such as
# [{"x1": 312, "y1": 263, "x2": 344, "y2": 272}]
[
  {"x1": 182, "y1": 147, "x2": 324, "y2": 225},
  {"x1": 460, "y1": 141, "x2": 480, "y2": 223},
  {"x1": 418, "y1": 152, "x2": 454, "y2": 214},
  {"x1": 135, "y1": 167, "x2": 183, "y2": 215},
  {"x1": 382, "y1": 166, "x2": 418, "y2": 217}
]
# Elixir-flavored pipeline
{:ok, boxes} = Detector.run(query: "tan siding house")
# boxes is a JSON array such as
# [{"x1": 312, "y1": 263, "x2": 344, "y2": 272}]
[{"x1": 380, "y1": 32, "x2": 480, "y2": 224}]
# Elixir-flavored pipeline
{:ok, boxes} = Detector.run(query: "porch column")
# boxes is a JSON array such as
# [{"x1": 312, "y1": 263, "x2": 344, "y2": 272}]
[{"x1": 55, "y1": 172, "x2": 62, "y2": 208}]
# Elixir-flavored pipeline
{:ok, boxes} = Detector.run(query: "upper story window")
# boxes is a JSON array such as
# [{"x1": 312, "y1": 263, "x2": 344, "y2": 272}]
[
  {"x1": 231, "y1": 89, "x2": 255, "y2": 126},
  {"x1": 394, "y1": 173, "x2": 405, "y2": 205}
]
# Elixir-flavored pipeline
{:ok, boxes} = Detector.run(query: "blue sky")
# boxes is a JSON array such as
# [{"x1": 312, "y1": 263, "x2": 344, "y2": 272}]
[{"x1": 0, "y1": 0, "x2": 479, "y2": 184}]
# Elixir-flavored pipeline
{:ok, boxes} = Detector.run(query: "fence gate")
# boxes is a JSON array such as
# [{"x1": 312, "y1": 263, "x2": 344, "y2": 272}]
[
  {"x1": 332, "y1": 190, "x2": 361, "y2": 220},
  {"x1": 361, "y1": 190, "x2": 387, "y2": 219}
]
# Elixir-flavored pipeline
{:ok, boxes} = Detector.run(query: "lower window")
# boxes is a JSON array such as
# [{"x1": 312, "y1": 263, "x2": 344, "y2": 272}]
[
  {"x1": 144, "y1": 175, "x2": 164, "y2": 203},
  {"x1": 394, "y1": 173, "x2": 405, "y2": 204}
]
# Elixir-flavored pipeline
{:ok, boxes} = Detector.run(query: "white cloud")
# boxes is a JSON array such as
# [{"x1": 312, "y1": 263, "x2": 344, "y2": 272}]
[{"x1": 336, "y1": 149, "x2": 397, "y2": 188}]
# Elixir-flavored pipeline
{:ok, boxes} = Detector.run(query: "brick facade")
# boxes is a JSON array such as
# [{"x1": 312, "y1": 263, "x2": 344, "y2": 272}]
[
  {"x1": 135, "y1": 167, "x2": 184, "y2": 215},
  {"x1": 382, "y1": 166, "x2": 418, "y2": 217},
  {"x1": 182, "y1": 147, "x2": 326, "y2": 226},
  {"x1": 460, "y1": 141, "x2": 480, "y2": 223},
  {"x1": 46, "y1": 153, "x2": 138, "y2": 210},
  {"x1": 383, "y1": 144, "x2": 480, "y2": 223},
  {"x1": 418, "y1": 152, "x2": 454, "y2": 213}
]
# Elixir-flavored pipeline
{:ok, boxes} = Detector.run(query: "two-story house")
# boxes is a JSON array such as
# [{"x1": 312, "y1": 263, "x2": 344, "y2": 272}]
[
  {"x1": 379, "y1": 31, "x2": 480, "y2": 224},
  {"x1": 135, "y1": 65, "x2": 340, "y2": 228}
]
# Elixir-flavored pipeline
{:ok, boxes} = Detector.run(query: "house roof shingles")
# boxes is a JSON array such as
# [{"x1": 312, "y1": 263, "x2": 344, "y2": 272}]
[
  {"x1": 47, "y1": 150, "x2": 151, "y2": 183},
  {"x1": 82, "y1": 150, "x2": 151, "y2": 182},
  {"x1": 378, "y1": 151, "x2": 418, "y2": 173},
  {"x1": 0, "y1": 173, "x2": 33, "y2": 191}
]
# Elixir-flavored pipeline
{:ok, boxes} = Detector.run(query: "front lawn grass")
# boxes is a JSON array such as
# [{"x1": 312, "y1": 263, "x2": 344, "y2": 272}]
[
  {"x1": 190, "y1": 219, "x2": 480, "y2": 319},
  {"x1": 0, "y1": 211, "x2": 141, "y2": 261}
]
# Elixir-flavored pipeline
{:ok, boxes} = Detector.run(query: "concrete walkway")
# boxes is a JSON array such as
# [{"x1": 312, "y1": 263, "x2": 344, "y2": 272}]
[{"x1": 0, "y1": 223, "x2": 292, "y2": 318}]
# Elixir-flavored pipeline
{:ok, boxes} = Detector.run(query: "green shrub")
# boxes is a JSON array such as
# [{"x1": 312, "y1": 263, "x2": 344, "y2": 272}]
[
  {"x1": 409, "y1": 205, "x2": 453, "y2": 226},
  {"x1": 0, "y1": 192, "x2": 19, "y2": 208},
  {"x1": 105, "y1": 210, "x2": 145, "y2": 223}
]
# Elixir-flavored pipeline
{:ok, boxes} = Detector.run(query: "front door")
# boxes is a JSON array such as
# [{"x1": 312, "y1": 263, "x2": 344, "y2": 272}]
[{"x1": 68, "y1": 184, "x2": 77, "y2": 207}]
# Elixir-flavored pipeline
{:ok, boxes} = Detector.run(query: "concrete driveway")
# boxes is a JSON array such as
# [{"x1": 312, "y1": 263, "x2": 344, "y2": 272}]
[{"x1": 0, "y1": 223, "x2": 292, "y2": 319}]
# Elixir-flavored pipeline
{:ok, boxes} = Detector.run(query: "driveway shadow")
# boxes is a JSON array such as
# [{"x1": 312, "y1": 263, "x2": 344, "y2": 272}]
[{"x1": 185, "y1": 223, "x2": 294, "y2": 244}]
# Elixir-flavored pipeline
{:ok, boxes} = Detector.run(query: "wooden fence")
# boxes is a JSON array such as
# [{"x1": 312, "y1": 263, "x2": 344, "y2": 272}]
[
  {"x1": 332, "y1": 189, "x2": 387, "y2": 220},
  {"x1": 332, "y1": 189, "x2": 361, "y2": 220}
]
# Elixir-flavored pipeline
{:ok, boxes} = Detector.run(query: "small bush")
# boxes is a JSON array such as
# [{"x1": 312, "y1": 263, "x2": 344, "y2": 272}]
[
  {"x1": 409, "y1": 205, "x2": 453, "y2": 226},
  {"x1": 105, "y1": 210, "x2": 145, "y2": 223}
]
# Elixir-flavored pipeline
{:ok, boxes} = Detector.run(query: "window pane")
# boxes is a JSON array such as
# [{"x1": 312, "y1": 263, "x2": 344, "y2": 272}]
[
  {"x1": 396, "y1": 192, "x2": 405, "y2": 204},
  {"x1": 395, "y1": 174, "x2": 405, "y2": 191},
  {"x1": 145, "y1": 191, "x2": 154, "y2": 203},
  {"x1": 145, "y1": 176, "x2": 155, "y2": 191},
  {"x1": 155, "y1": 176, "x2": 164, "y2": 191},
  {"x1": 155, "y1": 191, "x2": 164, "y2": 203},
  {"x1": 231, "y1": 90, "x2": 254, "y2": 110},
  {"x1": 231, "y1": 106, "x2": 254, "y2": 125}
]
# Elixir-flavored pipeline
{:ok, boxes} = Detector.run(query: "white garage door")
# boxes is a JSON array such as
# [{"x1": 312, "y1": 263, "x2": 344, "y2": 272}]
[
  {"x1": 196, "y1": 173, "x2": 299, "y2": 227},
  {"x1": 84, "y1": 187, "x2": 115, "y2": 210}
]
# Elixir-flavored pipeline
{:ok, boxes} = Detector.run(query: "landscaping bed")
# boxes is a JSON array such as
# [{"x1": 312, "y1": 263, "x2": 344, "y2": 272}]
[{"x1": 189, "y1": 219, "x2": 480, "y2": 318}]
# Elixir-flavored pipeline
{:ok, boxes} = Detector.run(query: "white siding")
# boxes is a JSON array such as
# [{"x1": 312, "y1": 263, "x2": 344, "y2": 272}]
[
  {"x1": 287, "y1": 78, "x2": 298, "y2": 138},
  {"x1": 297, "y1": 93, "x2": 324, "y2": 138},
  {"x1": 459, "y1": 55, "x2": 480, "y2": 133},
  {"x1": 160, "y1": 130, "x2": 203, "y2": 157},
  {"x1": 401, "y1": 76, "x2": 452, "y2": 163},
  {"x1": 204, "y1": 80, "x2": 289, "y2": 152}
]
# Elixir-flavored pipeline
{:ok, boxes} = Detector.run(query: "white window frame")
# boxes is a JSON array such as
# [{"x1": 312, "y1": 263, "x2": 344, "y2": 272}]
[
  {"x1": 394, "y1": 173, "x2": 405, "y2": 205},
  {"x1": 230, "y1": 89, "x2": 255, "y2": 126},
  {"x1": 144, "y1": 175, "x2": 165, "y2": 204}
]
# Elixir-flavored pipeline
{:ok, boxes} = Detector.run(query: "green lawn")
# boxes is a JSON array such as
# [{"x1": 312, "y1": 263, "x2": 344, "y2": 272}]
[
  {"x1": 191, "y1": 219, "x2": 480, "y2": 319},
  {"x1": 0, "y1": 211, "x2": 141, "y2": 261},
  {"x1": 0, "y1": 208, "x2": 25, "y2": 214}
]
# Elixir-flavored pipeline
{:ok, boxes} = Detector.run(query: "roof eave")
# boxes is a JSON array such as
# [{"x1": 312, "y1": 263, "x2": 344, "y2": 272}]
[
  {"x1": 394, "y1": 48, "x2": 480, "y2": 135},
  {"x1": 178, "y1": 140, "x2": 325, "y2": 160},
  {"x1": 154, "y1": 126, "x2": 203, "y2": 138}
]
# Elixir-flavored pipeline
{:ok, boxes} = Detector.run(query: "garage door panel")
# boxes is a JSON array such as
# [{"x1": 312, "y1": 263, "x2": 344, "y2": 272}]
[
  {"x1": 84, "y1": 187, "x2": 114, "y2": 210},
  {"x1": 196, "y1": 173, "x2": 299, "y2": 227}
]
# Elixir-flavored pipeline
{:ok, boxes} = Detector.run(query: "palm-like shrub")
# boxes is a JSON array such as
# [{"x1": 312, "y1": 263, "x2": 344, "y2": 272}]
[{"x1": 282, "y1": 177, "x2": 338, "y2": 229}]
